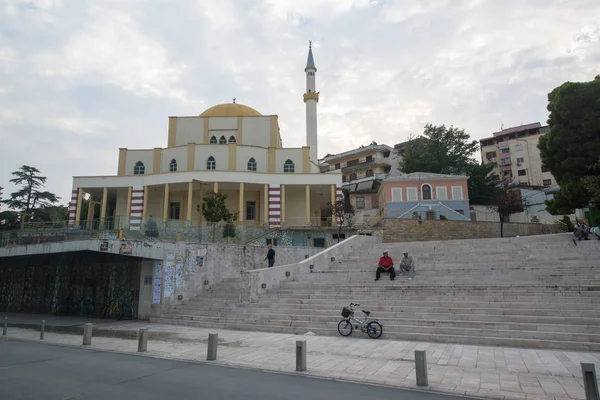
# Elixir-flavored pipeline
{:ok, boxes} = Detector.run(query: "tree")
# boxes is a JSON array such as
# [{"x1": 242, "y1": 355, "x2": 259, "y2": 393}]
[
  {"x1": 399, "y1": 124, "x2": 479, "y2": 175},
  {"x1": 489, "y1": 190, "x2": 524, "y2": 237},
  {"x1": 398, "y1": 124, "x2": 499, "y2": 204},
  {"x1": 325, "y1": 197, "x2": 355, "y2": 243},
  {"x1": 197, "y1": 192, "x2": 238, "y2": 242},
  {"x1": 465, "y1": 162, "x2": 503, "y2": 205},
  {"x1": 538, "y1": 76, "x2": 600, "y2": 213},
  {"x1": 1, "y1": 165, "x2": 59, "y2": 220},
  {"x1": 0, "y1": 210, "x2": 20, "y2": 230}
]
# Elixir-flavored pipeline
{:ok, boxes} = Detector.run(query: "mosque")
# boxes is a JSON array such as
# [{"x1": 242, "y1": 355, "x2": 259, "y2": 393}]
[{"x1": 68, "y1": 44, "x2": 343, "y2": 230}]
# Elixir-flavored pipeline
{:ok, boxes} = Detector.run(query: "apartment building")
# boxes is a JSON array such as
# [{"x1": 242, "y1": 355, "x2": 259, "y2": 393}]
[
  {"x1": 319, "y1": 143, "x2": 398, "y2": 212},
  {"x1": 480, "y1": 122, "x2": 556, "y2": 188}
]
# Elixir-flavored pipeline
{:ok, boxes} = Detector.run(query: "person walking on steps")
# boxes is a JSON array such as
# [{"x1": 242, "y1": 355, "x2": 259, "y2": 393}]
[
  {"x1": 399, "y1": 250, "x2": 415, "y2": 280},
  {"x1": 265, "y1": 244, "x2": 276, "y2": 268},
  {"x1": 375, "y1": 251, "x2": 396, "y2": 281}
]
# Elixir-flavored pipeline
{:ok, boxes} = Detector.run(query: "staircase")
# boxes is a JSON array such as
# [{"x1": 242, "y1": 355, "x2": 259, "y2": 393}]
[{"x1": 152, "y1": 233, "x2": 600, "y2": 351}]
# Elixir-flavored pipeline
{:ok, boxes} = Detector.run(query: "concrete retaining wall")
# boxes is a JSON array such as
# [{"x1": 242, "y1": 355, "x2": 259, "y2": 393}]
[{"x1": 239, "y1": 235, "x2": 375, "y2": 303}]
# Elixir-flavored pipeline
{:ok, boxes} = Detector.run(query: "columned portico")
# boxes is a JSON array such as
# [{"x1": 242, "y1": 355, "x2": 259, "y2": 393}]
[
  {"x1": 238, "y1": 182, "x2": 244, "y2": 222},
  {"x1": 162, "y1": 183, "x2": 169, "y2": 221}
]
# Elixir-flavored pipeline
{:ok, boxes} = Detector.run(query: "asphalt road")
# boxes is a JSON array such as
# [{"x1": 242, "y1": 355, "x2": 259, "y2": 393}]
[{"x1": 0, "y1": 340, "x2": 464, "y2": 400}]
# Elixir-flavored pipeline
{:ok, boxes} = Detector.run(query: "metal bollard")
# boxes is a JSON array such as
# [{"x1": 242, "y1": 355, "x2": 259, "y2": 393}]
[
  {"x1": 296, "y1": 340, "x2": 307, "y2": 372},
  {"x1": 581, "y1": 363, "x2": 599, "y2": 400},
  {"x1": 40, "y1": 320, "x2": 45, "y2": 340},
  {"x1": 2, "y1": 317, "x2": 7, "y2": 336},
  {"x1": 207, "y1": 333, "x2": 218, "y2": 361},
  {"x1": 138, "y1": 328, "x2": 148, "y2": 352},
  {"x1": 82, "y1": 323, "x2": 93, "y2": 346},
  {"x1": 415, "y1": 350, "x2": 428, "y2": 387}
]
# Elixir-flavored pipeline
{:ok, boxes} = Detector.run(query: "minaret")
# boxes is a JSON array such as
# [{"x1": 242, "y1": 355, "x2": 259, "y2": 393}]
[{"x1": 303, "y1": 41, "x2": 319, "y2": 164}]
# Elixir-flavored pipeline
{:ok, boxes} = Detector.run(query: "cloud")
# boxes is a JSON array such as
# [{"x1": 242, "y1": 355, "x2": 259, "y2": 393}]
[{"x1": 0, "y1": 0, "x2": 599, "y2": 202}]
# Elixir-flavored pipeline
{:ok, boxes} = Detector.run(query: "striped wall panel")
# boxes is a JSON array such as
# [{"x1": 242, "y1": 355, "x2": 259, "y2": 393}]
[
  {"x1": 68, "y1": 189, "x2": 78, "y2": 225},
  {"x1": 268, "y1": 184, "x2": 281, "y2": 228},
  {"x1": 129, "y1": 186, "x2": 144, "y2": 230}
]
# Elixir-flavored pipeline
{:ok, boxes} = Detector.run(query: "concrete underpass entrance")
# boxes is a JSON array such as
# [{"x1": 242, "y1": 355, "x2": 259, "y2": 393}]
[{"x1": 0, "y1": 251, "x2": 146, "y2": 319}]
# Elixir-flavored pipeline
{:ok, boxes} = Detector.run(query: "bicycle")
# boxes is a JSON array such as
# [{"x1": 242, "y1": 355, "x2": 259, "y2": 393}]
[
  {"x1": 102, "y1": 298, "x2": 124, "y2": 320},
  {"x1": 338, "y1": 302, "x2": 383, "y2": 339}
]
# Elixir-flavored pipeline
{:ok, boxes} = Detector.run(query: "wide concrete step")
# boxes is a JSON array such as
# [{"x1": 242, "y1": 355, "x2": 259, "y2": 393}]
[
  {"x1": 172, "y1": 302, "x2": 600, "y2": 318},
  {"x1": 166, "y1": 307, "x2": 600, "y2": 327},
  {"x1": 151, "y1": 315, "x2": 600, "y2": 350}
]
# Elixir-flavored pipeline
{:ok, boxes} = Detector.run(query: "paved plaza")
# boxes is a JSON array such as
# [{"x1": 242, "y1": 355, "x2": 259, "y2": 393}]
[{"x1": 2, "y1": 313, "x2": 598, "y2": 400}]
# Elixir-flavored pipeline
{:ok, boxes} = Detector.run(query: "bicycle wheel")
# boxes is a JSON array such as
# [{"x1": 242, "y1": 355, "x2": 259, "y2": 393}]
[
  {"x1": 366, "y1": 321, "x2": 383, "y2": 339},
  {"x1": 337, "y1": 319, "x2": 353, "y2": 336}
]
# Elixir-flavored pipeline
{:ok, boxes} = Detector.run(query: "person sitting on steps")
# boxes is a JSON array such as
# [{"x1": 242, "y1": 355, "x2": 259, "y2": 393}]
[
  {"x1": 375, "y1": 251, "x2": 395, "y2": 281},
  {"x1": 399, "y1": 250, "x2": 415, "y2": 281},
  {"x1": 574, "y1": 218, "x2": 590, "y2": 242}
]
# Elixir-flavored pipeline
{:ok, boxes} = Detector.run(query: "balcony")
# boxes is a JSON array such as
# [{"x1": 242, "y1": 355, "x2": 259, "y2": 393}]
[
  {"x1": 498, "y1": 141, "x2": 510, "y2": 150},
  {"x1": 341, "y1": 157, "x2": 390, "y2": 172}
]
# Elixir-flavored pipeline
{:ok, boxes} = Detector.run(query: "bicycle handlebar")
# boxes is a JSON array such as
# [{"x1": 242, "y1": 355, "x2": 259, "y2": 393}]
[{"x1": 350, "y1": 303, "x2": 360, "y2": 307}]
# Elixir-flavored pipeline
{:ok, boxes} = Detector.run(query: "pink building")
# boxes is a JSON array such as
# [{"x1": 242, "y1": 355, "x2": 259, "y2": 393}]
[{"x1": 378, "y1": 172, "x2": 470, "y2": 220}]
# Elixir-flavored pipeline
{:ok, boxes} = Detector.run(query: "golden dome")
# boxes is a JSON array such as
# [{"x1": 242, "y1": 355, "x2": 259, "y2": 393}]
[{"x1": 199, "y1": 103, "x2": 262, "y2": 117}]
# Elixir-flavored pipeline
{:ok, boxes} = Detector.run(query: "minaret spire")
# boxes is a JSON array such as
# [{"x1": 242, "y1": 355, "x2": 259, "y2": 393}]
[{"x1": 303, "y1": 42, "x2": 319, "y2": 165}]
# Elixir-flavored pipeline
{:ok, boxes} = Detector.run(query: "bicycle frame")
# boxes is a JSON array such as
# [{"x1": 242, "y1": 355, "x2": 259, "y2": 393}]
[{"x1": 343, "y1": 304, "x2": 379, "y2": 330}]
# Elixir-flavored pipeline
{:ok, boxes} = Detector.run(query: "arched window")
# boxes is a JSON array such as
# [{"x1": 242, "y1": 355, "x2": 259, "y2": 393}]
[
  {"x1": 283, "y1": 159, "x2": 295, "y2": 173},
  {"x1": 350, "y1": 172, "x2": 357, "y2": 181},
  {"x1": 229, "y1": 136, "x2": 236, "y2": 143},
  {"x1": 366, "y1": 169, "x2": 374, "y2": 177},
  {"x1": 207, "y1": 156, "x2": 216, "y2": 170},
  {"x1": 219, "y1": 136, "x2": 227, "y2": 144},
  {"x1": 422, "y1": 184, "x2": 432, "y2": 200},
  {"x1": 169, "y1": 159, "x2": 177, "y2": 172},
  {"x1": 133, "y1": 161, "x2": 145, "y2": 175},
  {"x1": 209, "y1": 136, "x2": 217, "y2": 144},
  {"x1": 247, "y1": 157, "x2": 257, "y2": 171}
]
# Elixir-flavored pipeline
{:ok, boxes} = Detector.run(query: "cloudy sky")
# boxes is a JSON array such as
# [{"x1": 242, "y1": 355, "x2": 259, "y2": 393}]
[{"x1": 0, "y1": 0, "x2": 598, "y2": 203}]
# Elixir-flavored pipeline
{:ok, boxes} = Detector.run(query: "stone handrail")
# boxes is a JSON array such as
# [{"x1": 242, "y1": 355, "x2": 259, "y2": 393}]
[{"x1": 239, "y1": 235, "x2": 375, "y2": 303}]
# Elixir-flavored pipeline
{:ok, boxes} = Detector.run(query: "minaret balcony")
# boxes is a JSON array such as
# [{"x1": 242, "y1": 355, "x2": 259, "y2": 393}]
[{"x1": 303, "y1": 92, "x2": 320, "y2": 102}]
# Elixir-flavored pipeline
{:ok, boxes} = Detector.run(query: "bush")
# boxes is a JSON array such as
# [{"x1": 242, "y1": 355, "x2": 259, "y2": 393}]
[
  {"x1": 145, "y1": 219, "x2": 159, "y2": 238},
  {"x1": 562, "y1": 216, "x2": 574, "y2": 231},
  {"x1": 223, "y1": 223, "x2": 236, "y2": 239}
]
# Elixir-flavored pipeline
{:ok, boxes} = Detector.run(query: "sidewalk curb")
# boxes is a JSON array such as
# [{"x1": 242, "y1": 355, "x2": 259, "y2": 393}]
[{"x1": 4, "y1": 335, "x2": 487, "y2": 400}]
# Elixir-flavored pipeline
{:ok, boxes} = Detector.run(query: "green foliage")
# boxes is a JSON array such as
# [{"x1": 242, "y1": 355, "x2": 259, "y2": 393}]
[
  {"x1": 489, "y1": 190, "x2": 524, "y2": 237},
  {"x1": 325, "y1": 197, "x2": 355, "y2": 243},
  {"x1": 561, "y1": 216, "x2": 574, "y2": 232},
  {"x1": 398, "y1": 124, "x2": 499, "y2": 204},
  {"x1": 145, "y1": 219, "x2": 159, "y2": 238},
  {"x1": 398, "y1": 124, "x2": 479, "y2": 175},
  {"x1": 223, "y1": 223, "x2": 236, "y2": 239},
  {"x1": 1, "y1": 165, "x2": 60, "y2": 219},
  {"x1": 538, "y1": 76, "x2": 600, "y2": 211},
  {"x1": 465, "y1": 162, "x2": 503, "y2": 205},
  {"x1": 0, "y1": 210, "x2": 20, "y2": 230},
  {"x1": 198, "y1": 191, "x2": 238, "y2": 241}
]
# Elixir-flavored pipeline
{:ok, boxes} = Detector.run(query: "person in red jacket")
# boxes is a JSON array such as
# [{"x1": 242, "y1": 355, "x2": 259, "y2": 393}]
[{"x1": 375, "y1": 251, "x2": 396, "y2": 281}]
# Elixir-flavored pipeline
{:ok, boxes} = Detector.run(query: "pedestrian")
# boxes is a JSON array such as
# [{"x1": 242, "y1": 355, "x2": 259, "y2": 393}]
[
  {"x1": 264, "y1": 244, "x2": 276, "y2": 267},
  {"x1": 399, "y1": 250, "x2": 415, "y2": 280}
]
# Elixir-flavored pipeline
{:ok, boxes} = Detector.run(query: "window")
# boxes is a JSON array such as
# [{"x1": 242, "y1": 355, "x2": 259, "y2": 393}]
[
  {"x1": 365, "y1": 169, "x2": 374, "y2": 177},
  {"x1": 518, "y1": 169, "x2": 527, "y2": 176},
  {"x1": 342, "y1": 175, "x2": 347, "y2": 183},
  {"x1": 486, "y1": 151, "x2": 497, "y2": 160},
  {"x1": 543, "y1": 179, "x2": 552, "y2": 187},
  {"x1": 133, "y1": 161, "x2": 145, "y2": 175},
  {"x1": 349, "y1": 172, "x2": 357, "y2": 181},
  {"x1": 169, "y1": 202, "x2": 180, "y2": 220},
  {"x1": 246, "y1": 201, "x2": 256, "y2": 220},
  {"x1": 209, "y1": 136, "x2": 217, "y2": 144},
  {"x1": 219, "y1": 136, "x2": 227, "y2": 144},
  {"x1": 501, "y1": 158, "x2": 511, "y2": 166},
  {"x1": 451, "y1": 186, "x2": 463, "y2": 200},
  {"x1": 332, "y1": 233, "x2": 346, "y2": 240},
  {"x1": 391, "y1": 188, "x2": 402, "y2": 202},
  {"x1": 247, "y1": 157, "x2": 257, "y2": 171},
  {"x1": 229, "y1": 136, "x2": 236, "y2": 143},
  {"x1": 169, "y1": 158, "x2": 177, "y2": 172},
  {"x1": 313, "y1": 238, "x2": 326, "y2": 247},
  {"x1": 516, "y1": 157, "x2": 524, "y2": 164},
  {"x1": 283, "y1": 159, "x2": 295, "y2": 173},
  {"x1": 426, "y1": 210, "x2": 435, "y2": 220},
  {"x1": 347, "y1": 159, "x2": 359, "y2": 167},
  {"x1": 407, "y1": 187, "x2": 418, "y2": 202},
  {"x1": 541, "y1": 166, "x2": 549, "y2": 173},
  {"x1": 366, "y1": 155, "x2": 373, "y2": 163},
  {"x1": 335, "y1": 163, "x2": 340, "y2": 169},
  {"x1": 207, "y1": 156, "x2": 216, "y2": 170},
  {"x1": 422, "y1": 184, "x2": 432, "y2": 200},
  {"x1": 436, "y1": 186, "x2": 447, "y2": 200},
  {"x1": 356, "y1": 197, "x2": 365, "y2": 209},
  {"x1": 515, "y1": 144, "x2": 523, "y2": 151},
  {"x1": 266, "y1": 238, "x2": 278, "y2": 246}
]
